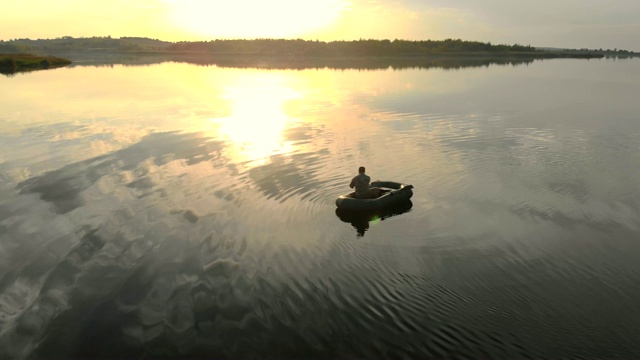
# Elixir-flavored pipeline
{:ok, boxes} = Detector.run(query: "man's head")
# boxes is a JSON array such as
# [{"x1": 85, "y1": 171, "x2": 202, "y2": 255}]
[{"x1": 358, "y1": 166, "x2": 365, "y2": 173}]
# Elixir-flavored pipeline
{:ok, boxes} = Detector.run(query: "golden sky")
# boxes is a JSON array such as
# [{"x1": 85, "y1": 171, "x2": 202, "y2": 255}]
[{"x1": 2, "y1": 0, "x2": 639, "y2": 50}]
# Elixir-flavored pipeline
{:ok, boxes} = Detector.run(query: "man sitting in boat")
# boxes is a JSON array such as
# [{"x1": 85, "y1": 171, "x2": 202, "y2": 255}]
[{"x1": 350, "y1": 166, "x2": 381, "y2": 199}]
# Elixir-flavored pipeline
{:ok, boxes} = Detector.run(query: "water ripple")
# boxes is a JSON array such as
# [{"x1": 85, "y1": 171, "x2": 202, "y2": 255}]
[{"x1": 3, "y1": 61, "x2": 640, "y2": 358}]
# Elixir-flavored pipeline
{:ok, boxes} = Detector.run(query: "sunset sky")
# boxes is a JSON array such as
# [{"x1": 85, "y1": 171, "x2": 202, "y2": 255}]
[{"x1": 2, "y1": 0, "x2": 640, "y2": 51}]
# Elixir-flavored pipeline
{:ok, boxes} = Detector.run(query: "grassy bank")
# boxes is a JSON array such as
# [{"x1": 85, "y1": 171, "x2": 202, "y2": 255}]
[{"x1": 0, "y1": 53, "x2": 71, "y2": 75}]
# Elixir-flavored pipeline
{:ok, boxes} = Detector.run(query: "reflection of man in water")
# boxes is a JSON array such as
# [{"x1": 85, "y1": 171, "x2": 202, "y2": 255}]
[{"x1": 350, "y1": 166, "x2": 380, "y2": 199}]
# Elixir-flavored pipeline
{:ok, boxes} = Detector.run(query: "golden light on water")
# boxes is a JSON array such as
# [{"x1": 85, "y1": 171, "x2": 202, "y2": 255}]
[{"x1": 212, "y1": 74, "x2": 301, "y2": 165}]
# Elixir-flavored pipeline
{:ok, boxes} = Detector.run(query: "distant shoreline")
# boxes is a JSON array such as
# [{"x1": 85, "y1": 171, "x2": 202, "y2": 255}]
[
  {"x1": 86, "y1": 49, "x2": 607, "y2": 59},
  {"x1": 26, "y1": 48, "x2": 613, "y2": 72},
  {"x1": 3, "y1": 37, "x2": 636, "y2": 61},
  {"x1": 0, "y1": 48, "x2": 622, "y2": 75},
  {"x1": 0, "y1": 53, "x2": 71, "y2": 75},
  {"x1": 3, "y1": 35, "x2": 637, "y2": 74},
  {"x1": 123, "y1": 49, "x2": 608, "y2": 65},
  {"x1": 41, "y1": 50, "x2": 602, "y2": 72}
]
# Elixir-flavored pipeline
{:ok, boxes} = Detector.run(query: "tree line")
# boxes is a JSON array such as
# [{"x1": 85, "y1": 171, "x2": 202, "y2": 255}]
[
  {"x1": 0, "y1": 36, "x2": 169, "y2": 53},
  {"x1": 167, "y1": 38, "x2": 537, "y2": 55},
  {"x1": 1, "y1": 36, "x2": 635, "y2": 57},
  {"x1": 0, "y1": 37, "x2": 537, "y2": 55}
]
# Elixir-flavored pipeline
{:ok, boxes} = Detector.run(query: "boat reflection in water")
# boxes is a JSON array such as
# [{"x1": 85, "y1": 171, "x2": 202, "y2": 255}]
[{"x1": 335, "y1": 200, "x2": 413, "y2": 237}]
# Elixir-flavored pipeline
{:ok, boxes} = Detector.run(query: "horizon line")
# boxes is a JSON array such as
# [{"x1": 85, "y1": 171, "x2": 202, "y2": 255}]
[{"x1": 2, "y1": 36, "x2": 638, "y2": 53}]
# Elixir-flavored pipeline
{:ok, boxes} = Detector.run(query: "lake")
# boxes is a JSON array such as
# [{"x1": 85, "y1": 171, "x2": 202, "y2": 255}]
[{"x1": 1, "y1": 57, "x2": 640, "y2": 359}]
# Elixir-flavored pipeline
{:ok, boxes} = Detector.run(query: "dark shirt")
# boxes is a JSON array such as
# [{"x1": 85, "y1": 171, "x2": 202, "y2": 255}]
[{"x1": 350, "y1": 173, "x2": 371, "y2": 197}]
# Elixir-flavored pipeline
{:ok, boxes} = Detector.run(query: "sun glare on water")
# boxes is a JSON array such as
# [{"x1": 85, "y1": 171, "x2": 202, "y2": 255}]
[
  {"x1": 211, "y1": 74, "x2": 301, "y2": 166},
  {"x1": 165, "y1": 0, "x2": 346, "y2": 39}
]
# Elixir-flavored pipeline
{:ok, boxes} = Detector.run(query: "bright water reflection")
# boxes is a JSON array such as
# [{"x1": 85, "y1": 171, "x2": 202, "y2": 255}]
[
  {"x1": 1, "y1": 59, "x2": 640, "y2": 358},
  {"x1": 213, "y1": 73, "x2": 299, "y2": 166}
]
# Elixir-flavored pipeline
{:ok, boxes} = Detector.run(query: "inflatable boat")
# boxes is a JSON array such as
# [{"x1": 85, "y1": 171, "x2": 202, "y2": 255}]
[{"x1": 335, "y1": 181, "x2": 414, "y2": 211}]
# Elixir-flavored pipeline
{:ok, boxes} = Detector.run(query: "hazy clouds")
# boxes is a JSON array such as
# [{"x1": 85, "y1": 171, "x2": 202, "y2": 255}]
[
  {"x1": 321, "y1": 0, "x2": 640, "y2": 50},
  {"x1": 1, "y1": 0, "x2": 639, "y2": 50}
]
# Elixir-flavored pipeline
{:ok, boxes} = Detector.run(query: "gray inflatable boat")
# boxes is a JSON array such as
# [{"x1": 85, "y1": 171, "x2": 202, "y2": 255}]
[{"x1": 335, "y1": 181, "x2": 414, "y2": 211}]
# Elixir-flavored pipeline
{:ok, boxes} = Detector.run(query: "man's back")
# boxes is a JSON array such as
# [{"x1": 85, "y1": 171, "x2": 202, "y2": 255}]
[{"x1": 350, "y1": 173, "x2": 371, "y2": 197}]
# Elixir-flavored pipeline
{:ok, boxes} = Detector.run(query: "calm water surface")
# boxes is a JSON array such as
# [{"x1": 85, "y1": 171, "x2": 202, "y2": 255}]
[{"x1": 1, "y1": 58, "x2": 640, "y2": 358}]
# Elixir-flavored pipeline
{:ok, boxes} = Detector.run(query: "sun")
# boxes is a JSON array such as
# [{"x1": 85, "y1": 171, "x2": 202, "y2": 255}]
[{"x1": 165, "y1": 0, "x2": 347, "y2": 39}]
